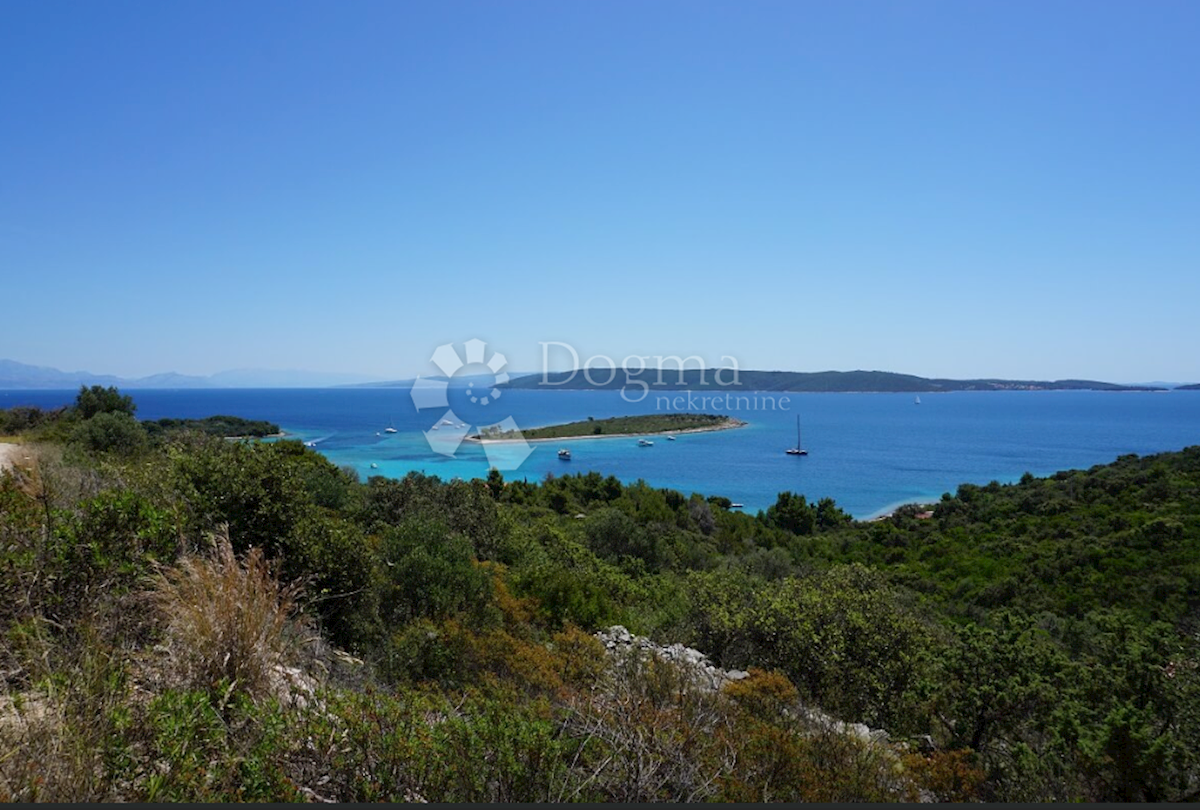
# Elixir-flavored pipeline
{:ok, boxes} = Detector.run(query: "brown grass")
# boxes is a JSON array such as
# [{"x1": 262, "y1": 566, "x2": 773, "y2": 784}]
[{"x1": 149, "y1": 527, "x2": 306, "y2": 701}]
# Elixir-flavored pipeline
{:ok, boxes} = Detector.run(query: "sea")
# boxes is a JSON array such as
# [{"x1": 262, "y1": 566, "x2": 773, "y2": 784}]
[{"x1": 4, "y1": 386, "x2": 1199, "y2": 519}]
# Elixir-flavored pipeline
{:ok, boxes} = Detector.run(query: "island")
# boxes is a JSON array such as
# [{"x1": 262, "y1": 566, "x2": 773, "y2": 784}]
[
  {"x1": 467, "y1": 412, "x2": 745, "y2": 443},
  {"x1": 500, "y1": 368, "x2": 1167, "y2": 393},
  {"x1": 141, "y1": 415, "x2": 283, "y2": 440}
]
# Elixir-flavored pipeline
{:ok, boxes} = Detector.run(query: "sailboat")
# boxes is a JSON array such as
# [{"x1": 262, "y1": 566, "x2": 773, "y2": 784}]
[
  {"x1": 383, "y1": 419, "x2": 398, "y2": 434},
  {"x1": 914, "y1": 395, "x2": 921, "y2": 405},
  {"x1": 785, "y1": 415, "x2": 808, "y2": 456}
]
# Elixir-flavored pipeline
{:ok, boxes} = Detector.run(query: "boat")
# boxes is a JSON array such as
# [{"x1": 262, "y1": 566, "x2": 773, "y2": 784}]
[
  {"x1": 785, "y1": 415, "x2": 808, "y2": 456},
  {"x1": 370, "y1": 463, "x2": 378, "y2": 469},
  {"x1": 730, "y1": 502, "x2": 744, "y2": 509},
  {"x1": 665, "y1": 434, "x2": 676, "y2": 441},
  {"x1": 637, "y1": 438, "x2": 654, "y2": 447},
  {"x1": 915, "y1": 396, "x2": 921, "y2": 405},
  {"x1": 557, "y1": 448, "x2": 571, "y2": 460},
  {"x1": 383, "y1": 420, "x2": 398, "y2": 434}
]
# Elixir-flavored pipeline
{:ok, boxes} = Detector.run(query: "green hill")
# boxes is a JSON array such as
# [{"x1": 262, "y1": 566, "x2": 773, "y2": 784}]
[
  {"x1": 503, "y1": 368, "x2": 1163, "y2": 393},
  {"x1": 3, "y1": 386, "x2": 1199, "y2": 802}
]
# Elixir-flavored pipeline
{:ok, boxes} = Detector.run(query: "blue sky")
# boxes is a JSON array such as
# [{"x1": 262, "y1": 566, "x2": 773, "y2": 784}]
[{"x1": 2, "y1": 1, "x2": 1198, "y2": 382}]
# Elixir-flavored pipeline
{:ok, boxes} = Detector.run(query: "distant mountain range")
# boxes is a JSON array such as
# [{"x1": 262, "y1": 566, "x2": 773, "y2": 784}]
[
  {"x1": 4, "y1": 359, "x2": 1195, "y2": 393},
  {"x1": 502, "y1": 369, "x2": 1183, "y2": 393},
  {"x1": 0, "y1": 359, "x2": 385, "y2": 389}
]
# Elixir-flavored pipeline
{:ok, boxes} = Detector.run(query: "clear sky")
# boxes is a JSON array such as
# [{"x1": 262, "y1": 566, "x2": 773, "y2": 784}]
[{"x1": 2, "y1": 1, "x2": 1198, "y2": 382}]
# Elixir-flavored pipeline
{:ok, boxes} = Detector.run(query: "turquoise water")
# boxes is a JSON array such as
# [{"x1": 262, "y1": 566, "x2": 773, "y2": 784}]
[{"x1": 5, "y1": 387, "x2": 1199, "y2": 518}]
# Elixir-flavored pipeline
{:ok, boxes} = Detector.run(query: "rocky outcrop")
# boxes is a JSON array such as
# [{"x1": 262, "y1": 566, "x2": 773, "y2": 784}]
[
  {"x1": 596, "y1": 625, "x2": 749, "y2": 692},
  {"x1": 595, "y1": 625, "x2": 893, "y2": 746}
]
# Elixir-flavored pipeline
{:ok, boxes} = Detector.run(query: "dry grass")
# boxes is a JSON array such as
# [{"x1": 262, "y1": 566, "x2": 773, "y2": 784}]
[
  {"x1": 150, "y1": 527, "x2": 307, "y2": 701},
  {"x1": 0, "y1": 631, "x2": 128, "y2": 802}
]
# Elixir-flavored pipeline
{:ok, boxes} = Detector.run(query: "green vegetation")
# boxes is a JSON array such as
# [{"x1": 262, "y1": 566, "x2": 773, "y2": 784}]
[
  {"x1": 504, "y1": 369, "x2": 1164, "y2": 393},
  {"x1": 1, "y1": 386, "x2": 1198, "y2": 802},
  {"x1": 0, "y1": 387, "x2": 279, "y2": 451},
  {"x1": 476, "y1": 412, "x2": 739, "y2": 441},
  {"x1": 142, "y1": 415, "x2": 281, "y2": 439}
]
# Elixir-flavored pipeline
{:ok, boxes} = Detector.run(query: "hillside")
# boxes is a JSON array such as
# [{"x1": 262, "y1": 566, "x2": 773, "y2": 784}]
[
  {"x1": 503, "y1": 368, "x2": 1165, "y2": 393},
  {"x1": 1, "y1": 388, "x2": 1197, "y2": 802}
]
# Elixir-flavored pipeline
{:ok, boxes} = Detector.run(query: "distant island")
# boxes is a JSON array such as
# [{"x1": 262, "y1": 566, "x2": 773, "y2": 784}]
[
  {"x1": 1176, "y1": 383, "x2": 1200, "y2": 391},
  {"x1": 502, "y1": 369, "x2": 1168, "y2": 394},
  {"x1": 468, "y1": 412, "x2": 744, "y2": 443},
  {"x1": 0, "y1": 358, "x2": 383, "y2": 389},
  {"x1": 142, "y1": 415, "x2": 283, "y2": 440}
]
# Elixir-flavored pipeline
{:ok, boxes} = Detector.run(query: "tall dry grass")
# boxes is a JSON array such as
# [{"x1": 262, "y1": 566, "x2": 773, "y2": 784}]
[{"x1": 150, "y1": 527, "x2": 306, "y2": 701}]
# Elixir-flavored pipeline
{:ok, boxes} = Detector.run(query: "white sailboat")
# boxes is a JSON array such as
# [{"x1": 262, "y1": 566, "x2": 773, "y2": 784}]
[{"x1": 785, "y1": 415, "x2": 808, "y2": 456}]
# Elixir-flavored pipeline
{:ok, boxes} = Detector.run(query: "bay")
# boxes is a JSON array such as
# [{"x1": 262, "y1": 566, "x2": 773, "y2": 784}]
[{"x1": 4, "y1": 387, "x2": 1198, "y2": 519}]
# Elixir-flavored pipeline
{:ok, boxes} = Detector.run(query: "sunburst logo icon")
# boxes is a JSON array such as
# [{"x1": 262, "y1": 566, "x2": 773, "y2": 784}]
[{"x1": 409, "y1": 339, "x2": 533, "y2": 470}]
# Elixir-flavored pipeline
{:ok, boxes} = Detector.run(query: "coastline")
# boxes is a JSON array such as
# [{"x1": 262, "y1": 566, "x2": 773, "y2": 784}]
[
  {"x1": 863, "y1": 501, "x2": 939, "y2": 522},
  {"x1": 464, "y1": 417, "x2": 748, "y2": 445}
]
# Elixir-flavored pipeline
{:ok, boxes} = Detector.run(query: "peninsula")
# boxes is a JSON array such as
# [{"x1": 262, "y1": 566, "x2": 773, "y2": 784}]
[{"x1": 468, "y1": 412, "x2": 744, "y2": 443}]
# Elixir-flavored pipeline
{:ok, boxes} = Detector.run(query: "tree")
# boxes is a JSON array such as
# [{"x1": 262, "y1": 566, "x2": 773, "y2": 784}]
[
  {"x1": 70, "y1": 411, "x2": 148, "y2": 454},
  {"x1": 486, "y1": 468, "x2": 505, "y2": 500},
  {"x1": 75, "y1": 385, "x2": 136, "y2": 419},
  {"x1": 763, "y1": 491, "x2": 815, "y2": 535}
]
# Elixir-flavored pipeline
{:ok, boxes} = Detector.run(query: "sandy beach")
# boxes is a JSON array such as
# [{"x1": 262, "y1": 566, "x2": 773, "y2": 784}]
[{"x1": 465, "y1": 417, "x2": 748, "y2": 445}]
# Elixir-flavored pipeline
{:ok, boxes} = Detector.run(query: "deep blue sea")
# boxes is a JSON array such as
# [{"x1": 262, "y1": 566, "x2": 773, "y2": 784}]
[{"x1": 5, "y1": 387, "x2": 1200, "y2": 519}]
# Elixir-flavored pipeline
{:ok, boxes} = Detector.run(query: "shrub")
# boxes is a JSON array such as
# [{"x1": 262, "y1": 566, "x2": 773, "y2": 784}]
[
  {"x1": 149, "y1": 529, "x2": 307, "y2": 701},
  {"x1": 69, "y1": 412, "x2": 148, "y2": 455}
]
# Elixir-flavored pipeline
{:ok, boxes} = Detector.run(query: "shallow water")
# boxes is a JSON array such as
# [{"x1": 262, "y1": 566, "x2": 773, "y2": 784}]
[{"x1": 6, "y1": 387, "x2": 1199, "y2": 518}]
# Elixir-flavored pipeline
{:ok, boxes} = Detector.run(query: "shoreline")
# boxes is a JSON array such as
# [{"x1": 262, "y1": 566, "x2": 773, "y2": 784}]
[
  {"x1": 464, "y1": 417, "x2": 748, "y2": 445},
  {"x1": 863, "y1": 501, "x2": 940, "y2": 522},
  {"x1": 225, "y1": 431, "x2": 288, "y2": 440}
]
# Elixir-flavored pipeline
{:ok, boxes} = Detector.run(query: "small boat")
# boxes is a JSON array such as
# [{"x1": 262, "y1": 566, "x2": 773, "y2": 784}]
[
  {"x1": 730, "y1": 502, "x2": 744, "y2": 509},
  {"x1": 638, "y1": 438, "x2": 654, "y2": 447},
  {"x1": 786, "y1": 415, "x2": 808, "y2": 456},
  {"x1": 384, "y1": 420, "x2": 398, "y2": 434},
  {"x1": 665, "y1": 434, "x2": 676, "y2": 441},
  {"x1": 557, "y1": 448, "x2": 571, "y2": 460},
  {"x1": 915, "y1": 396, "x2": 921, "y2": 405},
  {"x1": 440, "y1": 419, "x2": 454, "y2": 426},
  {"x1": 370, "y1": 463, "x2": 378, "y2": 469}
]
